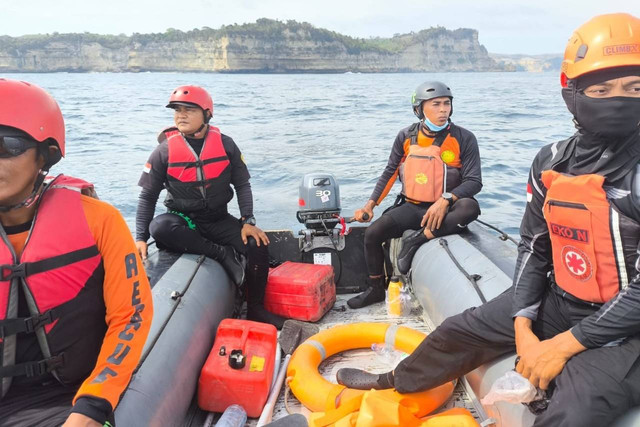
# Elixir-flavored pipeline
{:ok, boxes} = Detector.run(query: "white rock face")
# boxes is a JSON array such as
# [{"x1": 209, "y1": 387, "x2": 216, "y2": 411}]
[{"x1": 0, "y1": 24, "x2": 506, "y2": 73}]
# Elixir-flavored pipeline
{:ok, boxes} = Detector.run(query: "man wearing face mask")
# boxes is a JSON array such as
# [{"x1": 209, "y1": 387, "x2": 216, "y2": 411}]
[
  {"x1": 348, "y1": 82, "x2": 482, "y2": 309},
  {"x1": 338, "y1": 13, "x2": 640, "y2": 425}
]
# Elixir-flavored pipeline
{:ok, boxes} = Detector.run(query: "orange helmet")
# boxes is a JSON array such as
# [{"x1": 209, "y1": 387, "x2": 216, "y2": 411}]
[{"x1": 561, "y1": 13, "x2": 640, "y2": 87}]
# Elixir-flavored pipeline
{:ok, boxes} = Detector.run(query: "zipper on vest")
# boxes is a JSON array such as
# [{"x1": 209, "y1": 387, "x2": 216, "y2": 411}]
[
  {"x1": 183, "y1": 138, "x2": 206, "y2": 199},
  {"x1": 547, "y1": 200, "x2": 588, "y2": 212},
  {"x1": 409, "y1": 155, "x2": 437, "y2": 160}
]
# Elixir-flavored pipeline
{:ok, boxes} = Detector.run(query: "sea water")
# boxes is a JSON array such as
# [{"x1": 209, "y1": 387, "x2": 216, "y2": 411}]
[{"x1": 5, "y1": 71, "x2": 575, "y2": 236}]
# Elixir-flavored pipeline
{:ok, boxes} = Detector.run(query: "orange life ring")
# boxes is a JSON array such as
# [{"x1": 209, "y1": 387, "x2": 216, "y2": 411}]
[{"x1": 287, "y1": 322, "x2": 454, "y2": 416}]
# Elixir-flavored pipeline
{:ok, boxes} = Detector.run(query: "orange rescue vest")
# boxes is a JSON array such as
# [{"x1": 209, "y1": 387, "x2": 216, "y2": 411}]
[
  {"x1": 399, "y1": 125, "x2": 450, "y2": 203},
  {"x1": 542, "y1": 170, "x2": 639, "y2": 303}
]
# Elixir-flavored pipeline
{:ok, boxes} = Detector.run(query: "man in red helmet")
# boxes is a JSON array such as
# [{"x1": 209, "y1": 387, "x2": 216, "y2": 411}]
[
  {"x1": 135, "y1": 85, "x2": 287, "y2": 328},
  {"x1": 0, "y1": 78, "x2": 152, "y2": 426},
  {"x1": 337, "y1": 13, "x2": 640, "y2": 426}
]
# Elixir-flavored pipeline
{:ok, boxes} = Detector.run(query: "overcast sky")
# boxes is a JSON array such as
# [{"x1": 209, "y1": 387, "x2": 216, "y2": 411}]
[{"x1": 4, "y1": 0, "x2": 639, "y2": 54}]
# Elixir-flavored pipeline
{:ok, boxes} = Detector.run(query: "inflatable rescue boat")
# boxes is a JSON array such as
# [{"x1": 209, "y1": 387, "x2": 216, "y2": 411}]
[{"x1": 111, "y1": 173, "x2": 638, "y2": 426}]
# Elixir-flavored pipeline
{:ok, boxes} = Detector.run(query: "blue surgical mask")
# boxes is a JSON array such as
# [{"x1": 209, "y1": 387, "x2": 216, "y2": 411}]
[{"x1": 423, "y1": 117, "x2": 449, "y2": 132}]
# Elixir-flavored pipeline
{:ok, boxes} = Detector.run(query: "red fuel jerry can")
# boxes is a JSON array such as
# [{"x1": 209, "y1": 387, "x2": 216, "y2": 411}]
[
  {"x1": 264, "y1": 261, "x2": 336, "y2": 322},
  {"x1": 198, "y1": 319, "x2": 277, "y2": 417}
]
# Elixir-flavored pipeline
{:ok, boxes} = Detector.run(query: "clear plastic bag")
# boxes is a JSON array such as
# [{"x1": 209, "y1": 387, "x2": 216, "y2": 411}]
[
  {"x1": 480, "y1": 370, "x2": 544, "y2": 405},
  {"x1": 370, "y1": 342, "x2": 409, "y2": 366},
  {"x1": 386, "y1": 281, "x2": 413, "y2": 316}
]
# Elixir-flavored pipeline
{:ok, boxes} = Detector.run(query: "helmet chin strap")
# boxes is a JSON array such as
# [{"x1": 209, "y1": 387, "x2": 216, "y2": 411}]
[
  {"x1": 0, "y1": 169, "x2": 49, "y2": 213},
  {"x1": 183, "y1": 122, "x2": 208, "y2": 138}
]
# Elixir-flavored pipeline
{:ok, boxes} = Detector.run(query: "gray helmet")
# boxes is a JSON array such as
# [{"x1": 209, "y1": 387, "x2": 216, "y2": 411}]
[{"x1": 411, "y1": 81, "x2": 453, "y2": 119}]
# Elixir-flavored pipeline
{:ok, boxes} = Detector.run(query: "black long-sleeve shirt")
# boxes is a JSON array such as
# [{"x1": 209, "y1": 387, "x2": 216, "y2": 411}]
[
  {"x1": 513, "y1": 137, "x2": 640, "y2": 348},
  {"x1": 370, "y1": 122, "x2": 483, "y2": 205}
]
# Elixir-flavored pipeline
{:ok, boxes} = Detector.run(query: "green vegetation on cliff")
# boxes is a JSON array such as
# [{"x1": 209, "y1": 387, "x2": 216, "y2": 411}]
[
  {"x1": 0, "y1": 18, "x2": 503, "y2": 73},
  {"x1": 0, "y1": 18, "x2": 476, "y2": 54}
]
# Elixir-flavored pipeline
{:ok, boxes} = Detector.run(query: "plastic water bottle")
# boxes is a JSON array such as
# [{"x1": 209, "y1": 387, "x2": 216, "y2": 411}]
[
  {"x1": 387, "y1": 276, "x2": 403, "y2": 316},
  {"x1": 216, "y1": 404, "x2": 247, "y2": 427}
]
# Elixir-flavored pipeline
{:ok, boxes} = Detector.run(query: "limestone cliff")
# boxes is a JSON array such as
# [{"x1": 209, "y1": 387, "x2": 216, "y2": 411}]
[
  {"x1": 490, "y1": 53, "x2": 562, "y2": 72},
  {"x1": 0, "y1": 19, "x2": 506, "y2": 73}
]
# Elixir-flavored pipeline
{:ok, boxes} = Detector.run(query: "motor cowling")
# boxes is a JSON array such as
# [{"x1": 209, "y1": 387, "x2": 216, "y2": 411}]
[{"x1": 296, "y1": 173, "x2": 341, "y2": 233}]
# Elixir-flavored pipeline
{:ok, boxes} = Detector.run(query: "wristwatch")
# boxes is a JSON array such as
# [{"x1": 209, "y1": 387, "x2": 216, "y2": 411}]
[
  {"x1": 441, "y1": 192, "x2": 454, "y2": 204},
  {"x1": 241, "y1": 215, "x2": 256, "y2": 226}
]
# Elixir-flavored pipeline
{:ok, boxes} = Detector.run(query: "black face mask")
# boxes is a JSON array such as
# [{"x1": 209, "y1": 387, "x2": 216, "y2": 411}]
[
  {"x1": 557, "y1": 89, "x2": 640, "y2": 183},
  {"x1": 574, "y1": 93, "x2": 640, "y2": 140}
]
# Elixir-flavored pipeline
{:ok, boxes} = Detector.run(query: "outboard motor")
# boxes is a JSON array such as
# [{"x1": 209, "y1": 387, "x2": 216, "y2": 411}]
[
  {"x1": 296, "y1": 173, "x2": 345, "y2": 254},
  {"x1": 292, "y1": 173, "x2": 368, "y2": 292},
  {"x1": 296, "y1": 173, "x2": 341, "y2": 234}
]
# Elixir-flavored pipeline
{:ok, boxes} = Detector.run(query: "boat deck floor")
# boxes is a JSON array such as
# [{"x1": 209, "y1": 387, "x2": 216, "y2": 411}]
[{"x1": 246, "y1": 292, "x2": 483, "y2": 426}]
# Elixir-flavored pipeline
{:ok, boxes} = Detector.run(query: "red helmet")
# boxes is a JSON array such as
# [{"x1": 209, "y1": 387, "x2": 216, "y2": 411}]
[
  {"x1": 0, "y1": 78, "x2": 65, "y2": 158},
  {"x1": 166, "y1": 85, "x2": 214, "y2": 116}
]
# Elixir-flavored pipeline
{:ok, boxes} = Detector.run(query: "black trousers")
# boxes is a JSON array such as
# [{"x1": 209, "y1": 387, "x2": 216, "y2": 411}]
[
  {"x1": 0, "y1": 383, "x2": 97, "y2": 427},
  {"x1": 149, "y1": 211, "x2": 269, "y2": 307},
  {"x1": 393, "y1": 286, "x2": 640, "y2": 427},
  {"x1": 364, "y1": 198, "x2": 480, "y2": 276}
]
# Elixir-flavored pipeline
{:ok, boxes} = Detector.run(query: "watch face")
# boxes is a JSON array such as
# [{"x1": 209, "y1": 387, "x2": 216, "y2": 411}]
[
  {"x1": 442, "y1": 192, "x2": 453, "y2": 201},
  {"x1": 244, "y1": 217, "x2": 256, "y2": 226}
]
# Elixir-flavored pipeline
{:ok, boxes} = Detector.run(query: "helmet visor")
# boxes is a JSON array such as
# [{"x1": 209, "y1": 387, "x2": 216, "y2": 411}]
[
  {"x1": 0, "y1": 135, "x2": 38, "y2": 158},
  {"x1": 166, "y1": 101, "x2": 201, "y2": 109}
]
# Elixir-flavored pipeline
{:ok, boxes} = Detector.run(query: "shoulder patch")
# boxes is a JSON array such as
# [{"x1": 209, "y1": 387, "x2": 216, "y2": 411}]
[{"x1": 441, "y1": 150, "x2": 456, "y2": 163}]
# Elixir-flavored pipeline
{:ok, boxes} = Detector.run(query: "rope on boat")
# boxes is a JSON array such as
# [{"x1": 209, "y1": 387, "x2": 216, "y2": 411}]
[
  {"x1": 475, "y1": 219, "x2": 519, "y2": 245},
  {"x1": 284, "y1": 377, "x2": 295, "y2": 414},
  {"x1": 439, "y1": 238, "x2": 487, "y2": 304},
  {"x1": 203, "y1": 412, "x2": 215, "y2": 427}
]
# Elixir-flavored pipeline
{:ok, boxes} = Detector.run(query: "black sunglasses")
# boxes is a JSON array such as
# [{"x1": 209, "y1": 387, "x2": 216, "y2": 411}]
[{"x1": 0, "y1": 136, "x2": 39, "y2": 158}]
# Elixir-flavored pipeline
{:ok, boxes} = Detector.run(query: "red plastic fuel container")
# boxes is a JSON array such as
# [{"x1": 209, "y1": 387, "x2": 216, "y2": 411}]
[
  {"x1": 197, "y1": 319, "x2": 277, "y2": 417},
  {"x1": 264, "y1": 261, "x2": 336, "y2": 322}
]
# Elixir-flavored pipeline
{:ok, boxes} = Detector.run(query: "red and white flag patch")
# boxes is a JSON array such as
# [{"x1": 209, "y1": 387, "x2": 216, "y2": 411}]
[
  {"x1": 526, "y1": 183, "x2": 533, "y2": 203},
  {"x1": 143, "y1": 162, "x2": 151, "y2": 173}
]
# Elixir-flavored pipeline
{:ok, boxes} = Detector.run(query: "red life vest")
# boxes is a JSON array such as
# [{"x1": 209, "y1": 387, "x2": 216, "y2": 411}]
[
  {"x1": 163, "y1": 126, "x2": 232, "y2": 213},
  {"x1": 542, "y1": 170, "x2": 640, "y2": 303},
  {"x1": 400, "y1": 124, "x2": 450, "y2": 203},
  {"x1": 0, "y1": 175, "x2": 105, "y2": 398}
]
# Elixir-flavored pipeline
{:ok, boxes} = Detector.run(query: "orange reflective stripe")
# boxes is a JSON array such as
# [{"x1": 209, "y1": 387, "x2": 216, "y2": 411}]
[
  {"x1": 376, "y1": 168, "x2": 400, "y2": 205},
  {"x1": 542, "y1": 170, "x2": 622, "y2": 303}
]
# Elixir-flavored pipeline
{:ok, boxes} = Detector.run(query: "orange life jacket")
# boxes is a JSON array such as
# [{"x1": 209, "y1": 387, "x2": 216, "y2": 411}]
[
  {"x1": 542, "y1": 170, "x2": 640, "y2": 303},
  {"x1": 399, "y1": 125, "x2": 450, "y2": 203}
]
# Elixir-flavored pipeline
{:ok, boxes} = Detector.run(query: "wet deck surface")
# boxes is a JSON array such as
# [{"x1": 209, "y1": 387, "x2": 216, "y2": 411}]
[{"x1": 246, "y1": 293, "x2": 483, "y2": 426}]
